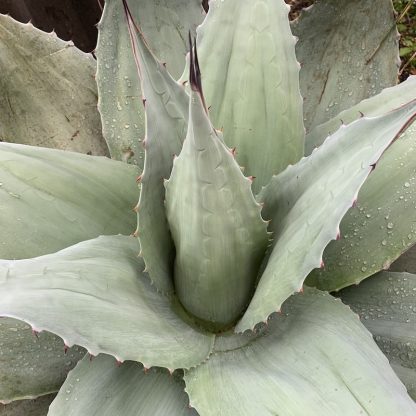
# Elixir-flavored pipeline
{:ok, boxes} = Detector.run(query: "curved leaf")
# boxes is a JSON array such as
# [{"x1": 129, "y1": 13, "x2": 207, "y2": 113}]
[
  {"x1": 307, "y1": 121, "x2": 416, "y2": 291},
  {"x1": 0, "y1": 318, "x2": 84, "y2": 404},
  {"x1": 123, "y1": 7, "x2": 189, "y2": 293},
  {"x1": 0, "y1": 143, "x2": 138, "y2": 259},
  {"x1": 340, "y1": 272, "x2": 416, "y2": 401},
  {"x1": 0, "y1": 236, "x2": 214, "y2": 370},
  {"x1": 49, "y1": 354, "x2": 197, "y2": 416},
  {"x1": 96, "y1": 0, "x2": 204, "y2": 167},
  {"x1": 185, "y1": 290, "x2": 416, "y2": 415},
  {"x1": 0, "y1": 14, "x2": 107, "y2": 155},
  {"x1": 195, "y1": 0, "x2": 304, "y2": 192},
  {"x1": 237, "y1": 100, "x2": 416, "y2": 332},
  {"x1": 293, "y1": 0, "x2": 399, "y2": 130},
  {"x1": 305, "y1": 76, "x2": 416, "y2": 155},
  {"x1": 0, "y1": 394, "x2": 55, "y2": 416},
  {"x1": 165, "y1": 81, "x2": 268, "y2": 330}
]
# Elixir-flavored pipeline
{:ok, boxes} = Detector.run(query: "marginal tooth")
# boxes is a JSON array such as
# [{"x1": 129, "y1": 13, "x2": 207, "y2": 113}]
[{"x1": 336, "y1": 228, "x2": 341, "y2": 240}]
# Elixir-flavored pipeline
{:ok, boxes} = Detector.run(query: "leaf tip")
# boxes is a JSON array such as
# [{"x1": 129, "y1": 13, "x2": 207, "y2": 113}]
[{"x1": 188, "y1": 31, "x2": 207, "y2": 112}]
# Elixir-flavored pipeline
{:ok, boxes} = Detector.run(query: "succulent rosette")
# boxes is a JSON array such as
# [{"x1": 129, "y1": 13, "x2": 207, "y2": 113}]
[{"x1": 1, "y1": 0, "x2": 416, "y2": 414}]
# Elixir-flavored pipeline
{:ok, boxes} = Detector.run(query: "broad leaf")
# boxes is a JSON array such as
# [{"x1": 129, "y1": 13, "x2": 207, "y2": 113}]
[
  {"x1": 49, "y1": 354, "x2": 197, "y2": 416},
  {"x1": 307, "y1": 121, "x2": 416, "y2": 291},
  {"x1": 123, "y1": 6, "x2": 189, "y2": 293},
  {"x1": 293, "y1": 0, "x2": 399, "y2": 130},
  {"x1": 237, "y1": 100, "x2": 416, "y2": 332},
  {"x1": 0, "y1": 394, "x2": 55, "y2": 416},
  {"x1": 0, "y1": 14, "x2": 107, "y2": 155},
  {"x1": 165, "y1": 65, "x2": 268, "y2": 330},
  {"x1": 185, "y1": 290, "x2": 416, "y2": 415},
  {"x1": 195, "y1": 0, "x2": 304, "y2": 192},
  {"x1": 0, "y1": 236, "x2": 214, "y2": 370},
  {"x1": 305, "y1": 76, "x2": 416, "y2": 155},
  {"x1": 0, "y1": 318, "x2": 84, "y2": 403},
  {"x1": 96, "y1": 0, "x2": 204, "y2": 167},
  {"x1": 340, "y1": 272, "x2": 416, "y2": 401},
  {"x1": 0, "y1": 143, "x2": 138, "y2": 259}
]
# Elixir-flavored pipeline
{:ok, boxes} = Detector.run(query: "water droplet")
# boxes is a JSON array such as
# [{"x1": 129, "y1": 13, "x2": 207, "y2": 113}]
[{"x1": 387, "y1": 222, "x2": 394, "y2": 229}]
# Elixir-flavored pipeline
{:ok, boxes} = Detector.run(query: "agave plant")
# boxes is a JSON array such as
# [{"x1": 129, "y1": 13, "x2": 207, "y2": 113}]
[{"x1": 1, "y1": 0, "x2": 416, "y2": 414}]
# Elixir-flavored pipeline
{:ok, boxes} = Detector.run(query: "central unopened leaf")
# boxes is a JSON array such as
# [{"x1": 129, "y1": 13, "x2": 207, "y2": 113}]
[{"x1": 165, "y1": 83, "x2": 268, "y2": 330}]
